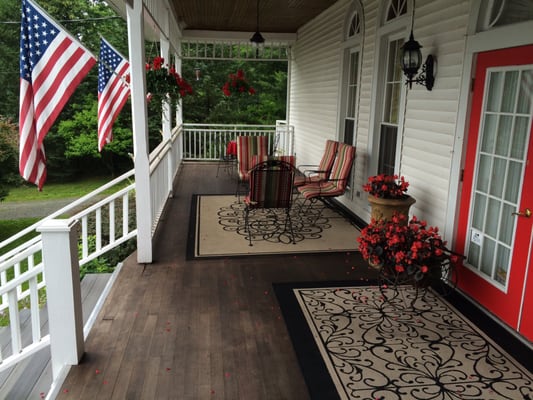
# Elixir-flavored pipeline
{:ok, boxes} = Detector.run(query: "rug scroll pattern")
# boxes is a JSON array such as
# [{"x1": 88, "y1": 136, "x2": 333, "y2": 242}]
[
  {"x1": 294, "y1": 286, "x2": 532, "y2": 400},
  {"x1": 193, "y1": 195, "x2": 360, "y2": 257}
]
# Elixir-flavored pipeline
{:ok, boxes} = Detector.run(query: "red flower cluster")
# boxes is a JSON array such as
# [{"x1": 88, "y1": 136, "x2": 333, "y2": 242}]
[
  {"x1": 145, "y1": 56, "x2": 193, "y2": 106},
  {"x1": 363, "y1": 174, "x2": 409, "y2": 199},
  {"x1": 357, "y1": 213, "x2": 459, "y2": 281},
  {"x1": 222, "y1": 69, "x2": 256, "y2": 96}
]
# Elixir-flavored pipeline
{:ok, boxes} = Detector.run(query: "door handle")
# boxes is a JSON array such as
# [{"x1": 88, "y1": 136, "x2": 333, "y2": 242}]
[{"x1": 512, "y1": 208, "x2": 531, "y2": 218}]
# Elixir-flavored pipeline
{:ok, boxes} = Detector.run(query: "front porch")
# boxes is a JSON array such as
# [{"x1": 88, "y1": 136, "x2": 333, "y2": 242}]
[{"x1": 55, "y1": 162, "x2": 373, "y2": 399}]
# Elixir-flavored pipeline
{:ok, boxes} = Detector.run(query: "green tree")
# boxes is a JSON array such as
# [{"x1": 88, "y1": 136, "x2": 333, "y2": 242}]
[
  {"x1": 0, "y1": 0, "x2": 24, "y2": 119},
  {"x1": 0, "y1": 117, "x2": 19, "y2": 200}
]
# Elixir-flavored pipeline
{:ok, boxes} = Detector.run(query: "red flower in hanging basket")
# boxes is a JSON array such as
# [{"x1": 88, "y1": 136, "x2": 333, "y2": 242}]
[
  {"x1": 144, "y1": 57, "x2": 193, "y2": 108},
  {"x1": 222, "y1": 69, "x2": 256, "y2": 96}
]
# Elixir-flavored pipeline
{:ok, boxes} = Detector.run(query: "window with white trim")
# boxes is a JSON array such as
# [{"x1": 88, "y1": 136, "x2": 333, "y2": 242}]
[
  {"x1": 372, "y1": 0, "x2": 409, "y2": 175},
  {"x1": 340, "y1": 8, "x2": 363, "y2": 148}
]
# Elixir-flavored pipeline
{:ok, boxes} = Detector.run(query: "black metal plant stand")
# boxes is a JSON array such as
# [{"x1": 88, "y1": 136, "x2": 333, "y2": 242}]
[{"x1": 378, "y1": 258, "x2": 458, "y2": 310}]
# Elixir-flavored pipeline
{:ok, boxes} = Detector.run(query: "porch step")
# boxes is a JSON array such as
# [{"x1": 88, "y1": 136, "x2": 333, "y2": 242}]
[{"x1": 0, "y1": 273, "x2": 112, "y2": 399}]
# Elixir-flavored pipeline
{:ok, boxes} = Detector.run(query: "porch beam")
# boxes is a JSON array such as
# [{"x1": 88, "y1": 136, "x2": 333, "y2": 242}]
[{"x1": 182, "y1": 30, "x2": 296, "y2": 43}]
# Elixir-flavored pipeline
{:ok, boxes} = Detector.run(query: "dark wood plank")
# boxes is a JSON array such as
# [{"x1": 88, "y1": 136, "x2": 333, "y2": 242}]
[
  {"x1": 0, "y1": 273, "x2": 112, "y2": 399},
  {"x1": 55, "y1": 163, "x2": 374, "y2": 399}
]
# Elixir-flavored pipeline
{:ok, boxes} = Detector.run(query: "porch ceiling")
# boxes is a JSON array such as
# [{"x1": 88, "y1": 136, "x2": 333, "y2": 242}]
[{"x1": 169, "y1": 0, "x2": 338, "y2": 33}]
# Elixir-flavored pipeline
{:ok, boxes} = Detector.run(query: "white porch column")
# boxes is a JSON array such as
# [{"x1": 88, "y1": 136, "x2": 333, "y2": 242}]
[
  {"x1": 160, "y1": 37, "x2": 172, "y2": 141},
  {"x1": 38, "y1": 219, "x2": 84, "y2": 380},
  {"x1": 159, "y1": 37, "x2": 175, "y2": 196},
  {"x1": 127, "y1": 0, "x2": 153, "y2": 263}
]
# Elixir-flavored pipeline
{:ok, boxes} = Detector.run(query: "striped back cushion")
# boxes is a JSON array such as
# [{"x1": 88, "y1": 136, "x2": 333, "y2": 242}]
[
  {"x1": 237, "y1": 136, "x2": 269, "y2": 180},
  {"x1": 247, "y1": 160, "x2": 294, "y2": 209},
  {"x1": 318, "y1": 140, "x2": 339, "y2": 180},
  {"x1": 328, "y1": 143, "x2": 356, "y2": 191}
]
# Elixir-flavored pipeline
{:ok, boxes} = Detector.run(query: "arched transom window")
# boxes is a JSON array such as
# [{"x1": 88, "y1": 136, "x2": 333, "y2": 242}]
[
  {"x1": 477, "y1": 0, "x2": 533, "y2": 32},
  {"x1": 385, "y1": 0, "x2": 408, "y2": 22}
]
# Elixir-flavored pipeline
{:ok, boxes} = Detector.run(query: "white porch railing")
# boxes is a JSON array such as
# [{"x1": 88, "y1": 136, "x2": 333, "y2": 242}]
[
  {"x1": 0, "y1": 122, "x2": 292, "y2": 396},
  {"x1": 182, "y1": 121, "x2": 295, "y2": 160},
  {"x1": 0, "y1": 125, "x2": 183, "y2": 382}
]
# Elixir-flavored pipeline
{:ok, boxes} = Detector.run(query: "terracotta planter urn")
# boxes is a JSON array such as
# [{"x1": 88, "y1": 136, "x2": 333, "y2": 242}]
[{"x1": 367, "y1": 194, "x2": 416, "y2": 223}]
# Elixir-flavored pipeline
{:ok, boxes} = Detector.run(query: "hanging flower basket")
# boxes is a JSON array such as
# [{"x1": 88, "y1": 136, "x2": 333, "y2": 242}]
[
  {"x1": 145, "y1": 56, "x2": 193, "y2": 111},
  {"x1": 221, "y1": 69, "x2": 256, "y2": 96}
]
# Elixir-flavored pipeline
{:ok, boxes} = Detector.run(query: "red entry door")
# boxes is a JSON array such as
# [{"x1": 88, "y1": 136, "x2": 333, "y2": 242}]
[{"x1": 455, "y1": 45, "x2": 533, "y2": 341}]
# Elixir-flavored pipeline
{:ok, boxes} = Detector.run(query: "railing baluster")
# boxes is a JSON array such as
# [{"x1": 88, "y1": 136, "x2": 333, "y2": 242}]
[
  {"x1": 8, "y1": 290, "x2": 22, "y2": 355},
  {"x1": 30, "y1": 275, "x2": 41, "y2": 343},
  {"x1": 96, "y1": 209, "x2": 102, "y2": 252},
  {"x1": 109, "y1": 200, "x2": 116, "y2": 244},
  {"x1": 82, "y1": 216, "x2": 88, "y2": 259},
  {"x1": 123, "y1": 193, "x2": 129, "y2": 236},
  {"x1": 15, "y1": 262, "x2": 21, "y2": 298}
]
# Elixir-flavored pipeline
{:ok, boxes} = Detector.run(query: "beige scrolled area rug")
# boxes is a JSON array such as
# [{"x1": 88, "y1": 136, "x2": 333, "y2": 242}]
[
  {"x1": 189, "y1": 194, "x2": 360, "y2": 258},
  {"x1": 273, "y1": 281, "x2": 533, "y2": 400}
]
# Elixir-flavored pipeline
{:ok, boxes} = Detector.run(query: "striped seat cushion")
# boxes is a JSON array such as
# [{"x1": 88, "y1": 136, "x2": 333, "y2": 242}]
[
  {"x1": 298, "y1": 142, "x2": 356, "y2": 200},
  {"x1": 294, "y1": 139, "x2": 339, "y2": 187}
]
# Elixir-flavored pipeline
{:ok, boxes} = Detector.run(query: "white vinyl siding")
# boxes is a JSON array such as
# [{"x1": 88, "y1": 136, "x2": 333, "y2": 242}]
[
  {"x1": 401, "y1": 0, "x2": 470, "y2": 229},
  {"x1": 289, "y1": 1, "x2": 347, "y2": 168},
  {"x1": 290, "y1": 0, "x2": 470, "y2": 228}
]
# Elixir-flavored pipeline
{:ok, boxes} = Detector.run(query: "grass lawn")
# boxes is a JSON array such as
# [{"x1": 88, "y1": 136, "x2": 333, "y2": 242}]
[{"x1": 3, "y1": 176, "x2": 129, "y2": 202}]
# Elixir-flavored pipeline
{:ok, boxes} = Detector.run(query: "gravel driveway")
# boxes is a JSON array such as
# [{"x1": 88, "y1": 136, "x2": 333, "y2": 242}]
[{"x1": 0, "y1": 198, "x2": 80, "y2": 220}]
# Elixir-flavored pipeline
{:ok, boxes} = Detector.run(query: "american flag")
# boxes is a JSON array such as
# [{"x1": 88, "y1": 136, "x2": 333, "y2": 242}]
[
  {"x1": 97, "y1": 38, "x2": 130, "y2": 151},
  {"x1": 19, "y1": 0, "x2": 96, "y2": 189}
]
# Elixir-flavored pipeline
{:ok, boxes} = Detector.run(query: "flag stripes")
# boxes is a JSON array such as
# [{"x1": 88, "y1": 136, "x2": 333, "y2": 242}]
[
  {"x1": 19, "y1": 0, "x2": 95, "y2": 189},
  {"x1": 97, "y1": 38, "x2": 130, "y2": 151}
]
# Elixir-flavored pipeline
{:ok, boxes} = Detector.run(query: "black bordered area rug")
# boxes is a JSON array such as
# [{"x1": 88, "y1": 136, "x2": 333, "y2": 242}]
[
  {"x1": 188, "y1": 194, "x2": 360, "y2": 258},
  {"x1": 273, "y1": 281, "x2": 533, "y2": 400}
]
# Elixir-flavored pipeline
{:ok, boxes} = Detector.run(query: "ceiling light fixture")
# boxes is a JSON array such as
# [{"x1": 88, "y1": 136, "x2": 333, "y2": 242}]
[{"x1": 250, "y1": 0, "x2": 265, "y2": 46}]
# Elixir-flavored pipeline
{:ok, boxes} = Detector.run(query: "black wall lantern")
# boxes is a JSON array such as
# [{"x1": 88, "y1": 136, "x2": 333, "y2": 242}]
[{"x1": 401, "y1": 30, "x2": 434, "y2": 90}]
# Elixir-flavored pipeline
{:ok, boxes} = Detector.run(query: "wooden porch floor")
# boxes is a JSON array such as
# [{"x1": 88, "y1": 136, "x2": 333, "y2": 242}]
[{"x1": 55, "y1": 162, "x2": 376, "y2": 400}]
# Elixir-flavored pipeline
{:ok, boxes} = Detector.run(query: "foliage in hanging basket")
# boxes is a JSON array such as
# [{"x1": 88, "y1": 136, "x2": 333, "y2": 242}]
[
  {"x1": 357, "y1": 213, "x2": 461, "y2": 282},
  {"x1": 145, "y1": 56, "x2": 193, "y2": 109},
  {"x1": 363, "y1": 174, "x2": 409, "y2": 199},
  {"x1": 222, "y1": 69, "x2": 256, "y2": 96}
]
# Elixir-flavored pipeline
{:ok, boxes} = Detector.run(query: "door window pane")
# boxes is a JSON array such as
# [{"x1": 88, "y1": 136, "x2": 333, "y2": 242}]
[
  {"x1": 472, "y1": 193, "x2": 487, "y2": 230},
  {"x1": 505, "y1": 161, "x2": 522, "y2": 203},
  {"x1": 486, "y1": 198, "x2": 501, "y2": 238},
  {"x1": 495, "y1": 245, "x2": 510, "y2": 285},
  {"x1": 517, "y1": 70, "x2": 533, "y2": 114},
  {"x1": 489, "y1": 157, "x2": 506, "y2": 197},
  {"x1": 499, "y1": 203, "x2": 514, "y2": 245},
  {"x1": 511, "y1": 117, "x2": 528, "y2": 159},
  {"x1": 481, "y1": 114, "x2": 497, "y2": 153},
  {"x1": 495, "y1": 116, "x2": 512, "y2": 156},
  {"x1": 476, "y1": 154, "x2": 491, "y2": 193},
  {"x1": 481, "y1": 238, "x2": 496, "y2": 276},
  {"x1": 487, "y1": 72, "x2": 503, "y2": 112},
  {"x1": 502, "y1": 71, "x2": 519, "y2": 113}
]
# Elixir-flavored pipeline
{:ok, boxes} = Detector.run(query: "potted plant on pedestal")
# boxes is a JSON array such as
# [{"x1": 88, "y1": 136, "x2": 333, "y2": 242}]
[{"x1": 363, "y1": 174, "x2": 416, "y2": 223}]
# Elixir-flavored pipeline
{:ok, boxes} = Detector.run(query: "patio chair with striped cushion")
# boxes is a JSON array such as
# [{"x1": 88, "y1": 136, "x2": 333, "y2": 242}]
[
  {"x1": 293, "y1": 139, "x2": 339, "y2": 187},
  {"x1": 243, "y1": 159, "x2": 296, "y2": 246},
  {"x1": 297, "y1": 142, "x2": 356, "y2": 222},
  {"x1": 236, "y1": 135, "x2": 269, "y2": 197}
]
